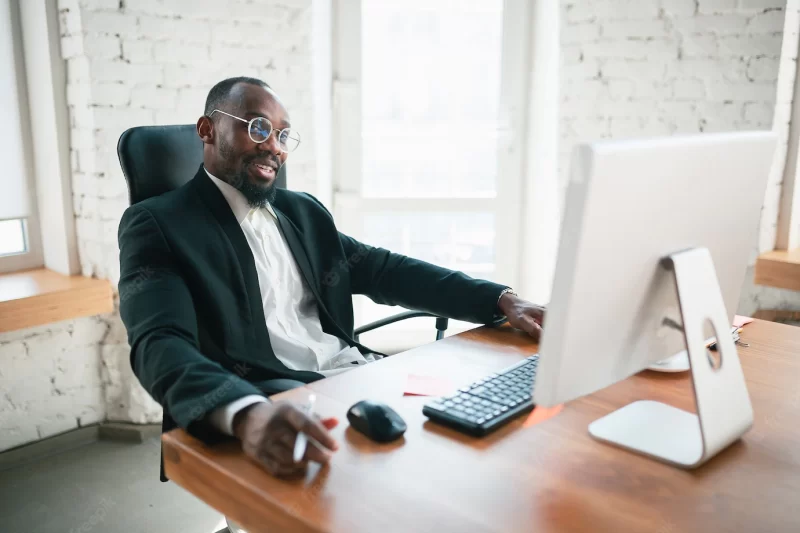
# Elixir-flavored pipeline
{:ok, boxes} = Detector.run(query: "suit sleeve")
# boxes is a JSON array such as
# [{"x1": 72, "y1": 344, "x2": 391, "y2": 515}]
[
  {"x1": 118, "y1": 204, "x2": 265, "y2": 440},
  {"x1": 338, "y1": 232, "x2": 508, "y2": 324}
]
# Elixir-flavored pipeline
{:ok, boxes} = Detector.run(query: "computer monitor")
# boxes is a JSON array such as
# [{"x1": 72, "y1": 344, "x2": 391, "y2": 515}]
[{"x1": 533, "y1": 131, "x2": 776, "y2": 468}]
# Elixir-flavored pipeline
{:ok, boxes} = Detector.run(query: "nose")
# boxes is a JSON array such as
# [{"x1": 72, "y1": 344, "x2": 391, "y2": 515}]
[{"x1": 258, "y1": 129, "x2": 282, "y2": 157}]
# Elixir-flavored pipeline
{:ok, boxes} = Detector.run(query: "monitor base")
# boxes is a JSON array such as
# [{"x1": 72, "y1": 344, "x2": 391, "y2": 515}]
[{"x1": 589, "y1": 247, "x2": 753, "y2": 469}]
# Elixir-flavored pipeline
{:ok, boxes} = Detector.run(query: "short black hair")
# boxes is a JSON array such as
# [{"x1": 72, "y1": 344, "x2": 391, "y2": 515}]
[{"x1": 204, "y1": 76, "x2": 271, "y2": 118}]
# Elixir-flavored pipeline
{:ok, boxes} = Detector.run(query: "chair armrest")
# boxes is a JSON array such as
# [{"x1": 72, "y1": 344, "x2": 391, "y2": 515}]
[
  {"x1": 354, "y1": 311, "x2": 439, "y2": 337},
  {"x1": 354, "y1": 311, "x2": 451, "y2": 343},
  {"x1": 353, "y1": 312, "x2": 508, "y2": 345}
]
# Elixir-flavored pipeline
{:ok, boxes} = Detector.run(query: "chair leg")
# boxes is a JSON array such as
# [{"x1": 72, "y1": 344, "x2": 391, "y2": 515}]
[{"x1": 435, "y1": 317, "x2": 449, "y2": 341}]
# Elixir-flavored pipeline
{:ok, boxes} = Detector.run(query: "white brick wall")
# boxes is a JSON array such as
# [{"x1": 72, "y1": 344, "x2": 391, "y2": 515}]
[
  {"x1": 0, "y1": 317, "x2": 108, "y2": 451},
  {"x1": 561, "y1": 0, "x2": 784, "y2": 175},
  {"x1": 0, "y1": 0, "x2": 318, "y2": 452},
  {"x1": 560, "y1": 0, "x2": 800, "y2": 315}
]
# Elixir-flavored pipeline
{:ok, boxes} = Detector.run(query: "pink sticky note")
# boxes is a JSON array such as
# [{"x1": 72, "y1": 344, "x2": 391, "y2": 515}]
[
  {"x1": 404, "y1": 374, "x2": 454, "y2": 397},
  {"x1": 734, "y1": 315, "x2": 754, "y2": 328}
]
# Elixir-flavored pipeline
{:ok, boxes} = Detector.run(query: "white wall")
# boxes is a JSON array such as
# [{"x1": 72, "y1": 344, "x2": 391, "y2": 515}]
[
  {"x1": 0, "y1": 316, "x2": 108, "y2": 451},
  {"x1": 560, "y1": 0, "x2": 800, "y2": 315},
  {"x1": 1, "y1": 0, "x2": 321, "y2": 452},
  {"x1": 561, "y1": 0, "x2": 784, "y2": 182}
]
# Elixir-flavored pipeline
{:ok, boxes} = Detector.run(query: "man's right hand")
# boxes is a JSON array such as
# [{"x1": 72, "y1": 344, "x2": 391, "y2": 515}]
[{"x1": 233, "y1": 401, "x2": 339, "y2": 478}]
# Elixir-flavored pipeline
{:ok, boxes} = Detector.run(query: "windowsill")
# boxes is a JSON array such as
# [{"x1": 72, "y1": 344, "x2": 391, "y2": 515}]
[
  {"x1": 755, "y1": 249, "x2": 800, "y2": 292},
  {"x1": 0, "y1": 268, "x2": 113, "y2": 333}
]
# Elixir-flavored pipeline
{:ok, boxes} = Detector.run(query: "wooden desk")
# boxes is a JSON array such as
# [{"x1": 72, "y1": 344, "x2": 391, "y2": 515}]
[{"x1": 163, "y1": 320, "x2": 800, "y2": 533}]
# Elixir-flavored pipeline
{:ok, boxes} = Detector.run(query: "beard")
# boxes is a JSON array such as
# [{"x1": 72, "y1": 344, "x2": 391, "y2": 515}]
[
  {"x1": 219, "y1": 138, "x2": 279, "y2": 208},
  {"x1": 234, "y1": 171, "x2": 278, "y2": 208}
]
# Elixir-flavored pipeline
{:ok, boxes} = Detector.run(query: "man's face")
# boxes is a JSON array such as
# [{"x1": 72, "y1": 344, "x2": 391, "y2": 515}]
[{"x1": 201, "y1": 83, "x2": 291, "y2": 207}]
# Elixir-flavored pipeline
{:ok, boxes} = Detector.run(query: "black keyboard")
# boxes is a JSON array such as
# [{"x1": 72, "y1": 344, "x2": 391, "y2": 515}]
[{"x1": 422, "y1": 354, "x2": 539, "y2": 436}]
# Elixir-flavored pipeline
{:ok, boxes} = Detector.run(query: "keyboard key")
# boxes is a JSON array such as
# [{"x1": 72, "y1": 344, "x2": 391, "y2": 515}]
[{"x1": 446, "y1": 409, "x2": 473, "y2": 422}]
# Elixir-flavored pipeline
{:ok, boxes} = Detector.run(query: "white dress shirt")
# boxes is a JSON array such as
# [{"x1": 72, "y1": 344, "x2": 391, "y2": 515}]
[{"x1": 205, "y1": 169, "x2": 380, "y2": 435}]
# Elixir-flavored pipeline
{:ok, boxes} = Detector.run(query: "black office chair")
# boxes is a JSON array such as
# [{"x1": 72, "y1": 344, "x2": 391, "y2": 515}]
[{"x1": 116, "y1": 124, "x2": 450, "y2": 343}]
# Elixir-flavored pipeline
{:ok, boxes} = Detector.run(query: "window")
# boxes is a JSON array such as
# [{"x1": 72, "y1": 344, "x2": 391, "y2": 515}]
[
  {"x1": 0, "y1": 219, "x2": 28, "y2": 256},
  {"x1": 360, "y1": 0, "x2": 503, "y2": 200},
  {"x1": 0, "y1": 0, "x2": 43, "y2": 273},
  {"x1": 333, "y1": 0, "x2": 530, "y2": 333}
]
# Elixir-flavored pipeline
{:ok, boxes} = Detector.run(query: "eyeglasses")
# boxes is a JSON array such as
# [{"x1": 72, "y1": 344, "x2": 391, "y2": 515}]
[{"x1": 209, "y1": 109, "x2": 301, "y2": 153}]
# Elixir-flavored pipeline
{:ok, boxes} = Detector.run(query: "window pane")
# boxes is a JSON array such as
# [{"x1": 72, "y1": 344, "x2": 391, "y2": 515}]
[
  {"x1": 361, "y1": 0, "x2": 504, "y2": 198},
  {"x1": 363, "y1": 212, "x2": 495, "y2": 274},
  {"x1": 358, "y1": 211, "x2": 495, "y2": 332},
  {"x1": 0, "y1": 218, "x2": 26, "y2": 256}
]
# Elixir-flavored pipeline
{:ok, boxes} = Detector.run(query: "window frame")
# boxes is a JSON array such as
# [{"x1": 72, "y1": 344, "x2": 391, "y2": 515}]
[
  {"x1": 332, "y1": 0, "x2": 532, "y2": 327},
  {"x1": 0, "y1": 216, "x2": 44, "y2": 274},
  {"x1": 1, "y1": 0, "x2": 44, "y2": 273}
]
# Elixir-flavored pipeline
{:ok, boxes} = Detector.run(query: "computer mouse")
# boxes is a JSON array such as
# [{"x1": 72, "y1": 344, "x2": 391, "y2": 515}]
[{"x1": 346, "y1": 400, "x2": 407, "y2": 443}]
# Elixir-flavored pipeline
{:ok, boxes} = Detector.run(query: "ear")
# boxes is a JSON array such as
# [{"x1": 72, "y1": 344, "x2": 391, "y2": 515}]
[{"x1": 197, "y1": 116, "x2": 214, "y2": 144}]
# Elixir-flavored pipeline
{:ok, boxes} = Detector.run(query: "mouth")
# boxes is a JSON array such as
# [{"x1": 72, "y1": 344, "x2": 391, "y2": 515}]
[{"x1": 251, "y1": 161, "x2": 277, "y2": 181}]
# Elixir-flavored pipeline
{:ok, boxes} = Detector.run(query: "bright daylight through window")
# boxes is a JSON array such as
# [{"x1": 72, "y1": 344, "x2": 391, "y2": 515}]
[{"x1": 360, "y1": 0, "x2": 503, "y2": 277}]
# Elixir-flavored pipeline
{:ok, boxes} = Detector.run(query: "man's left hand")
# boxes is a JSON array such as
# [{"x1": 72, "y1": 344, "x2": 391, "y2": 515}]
[{"x1": 497, "y1": 292, "x2": 546, "y2": 340}]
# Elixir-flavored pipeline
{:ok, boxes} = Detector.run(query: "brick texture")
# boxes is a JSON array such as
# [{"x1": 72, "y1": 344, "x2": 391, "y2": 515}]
[
  {"x1": 560, "y1": 0, "x2": 800, "y2": 316},
  {"x1": 560, "y1": 0, "x2": 784, "y2": 183},
  {"x1": 0, "y1": 317, "x2": 108, "y2": 451}
]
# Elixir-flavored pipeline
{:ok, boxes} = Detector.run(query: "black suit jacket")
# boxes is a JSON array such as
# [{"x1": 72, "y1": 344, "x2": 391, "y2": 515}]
[{"x1": 118, "y1": 167, "x2": 508, "y2": 450}]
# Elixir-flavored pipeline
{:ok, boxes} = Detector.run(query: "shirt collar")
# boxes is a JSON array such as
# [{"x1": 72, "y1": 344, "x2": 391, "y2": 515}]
[{"x1": 204, "y1": 167, "x2": 277, "y2": 223}]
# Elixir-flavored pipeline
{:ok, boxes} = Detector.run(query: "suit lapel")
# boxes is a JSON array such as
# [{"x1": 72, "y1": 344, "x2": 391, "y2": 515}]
[
  {"x1": 272, "y1": 204, "x2": 375, "y2": 351},
  {"x1": 191, "y1": 168, "x2": 266, "y2": 332},
  {"x1": 272, "y1": 206, "x2": 324, "y2": 305}
]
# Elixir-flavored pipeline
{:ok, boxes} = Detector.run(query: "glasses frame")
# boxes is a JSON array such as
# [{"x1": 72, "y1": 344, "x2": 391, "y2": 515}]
[{"x1": 208, "y1": 109, "x2": 301, "y2": 153}]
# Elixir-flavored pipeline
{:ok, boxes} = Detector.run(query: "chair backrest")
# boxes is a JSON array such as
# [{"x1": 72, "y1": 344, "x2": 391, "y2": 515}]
[{"x1": 117, "y1": 124, "x2": 288, "y2": 205}]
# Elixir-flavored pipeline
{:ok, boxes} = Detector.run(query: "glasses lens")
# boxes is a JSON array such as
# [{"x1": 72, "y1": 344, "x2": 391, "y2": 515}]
[
  {"x1": 279, "y1": 129, "x2": 301, "y2": 152},
  {"x1": 249, "y1": 117, "x2": 272, "y2": 143}
]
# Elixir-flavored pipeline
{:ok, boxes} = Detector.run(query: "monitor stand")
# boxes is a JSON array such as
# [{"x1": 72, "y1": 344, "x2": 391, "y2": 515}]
[{"x1": 588, "y1": 247, "x2": 754, "y2": 468}]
